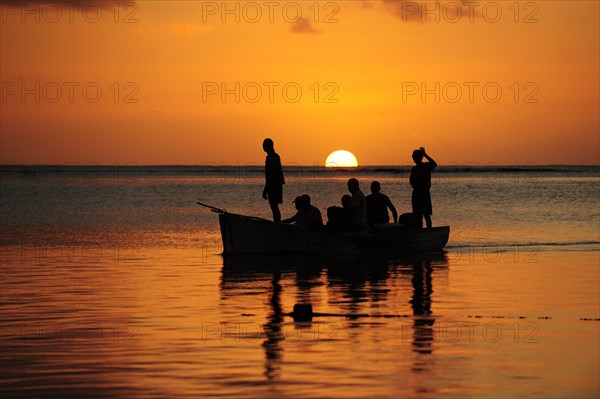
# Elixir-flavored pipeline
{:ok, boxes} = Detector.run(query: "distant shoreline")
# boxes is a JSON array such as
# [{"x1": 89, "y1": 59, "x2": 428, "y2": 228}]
[
  {"x1": 2, "y1": 164, "x2": 598, "y2": 180},
  {"x1": 2, "y1": 164, "x2": 599, "y2": 168}
]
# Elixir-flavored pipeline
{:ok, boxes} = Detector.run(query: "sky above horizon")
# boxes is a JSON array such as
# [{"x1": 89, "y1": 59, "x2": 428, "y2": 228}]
[{"x1": 1, "y1": 0, "x2": 599, "y2": 166}]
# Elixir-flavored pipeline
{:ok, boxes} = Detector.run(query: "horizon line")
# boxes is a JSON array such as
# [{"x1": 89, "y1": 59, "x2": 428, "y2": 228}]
[{"x1": 1, "y1": 163, "x2": 599, "y2": 167}]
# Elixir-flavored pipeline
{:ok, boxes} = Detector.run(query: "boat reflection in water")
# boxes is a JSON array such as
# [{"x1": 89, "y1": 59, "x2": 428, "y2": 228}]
[
  {"x1": 220, "y1": 252, "x2": 449, "y2": 384},
  {"x1": 410, "y1": 256, "x2": 436, "y2": 374}
]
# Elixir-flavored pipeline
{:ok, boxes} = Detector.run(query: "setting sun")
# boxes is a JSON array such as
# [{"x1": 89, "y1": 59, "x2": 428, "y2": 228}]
[{"x1": 325, "y1": 150, "x2": 359, "y2": 168}]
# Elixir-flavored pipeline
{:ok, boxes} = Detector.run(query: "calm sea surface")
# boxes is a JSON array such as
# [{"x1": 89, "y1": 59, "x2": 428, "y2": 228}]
[{"x1": 1, "y1": 165, "x2": 599, "y2": 398}]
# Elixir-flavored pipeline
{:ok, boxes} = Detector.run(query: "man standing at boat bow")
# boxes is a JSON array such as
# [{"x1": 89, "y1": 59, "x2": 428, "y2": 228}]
[
  {"x1": 410, "y1": 147, "x2": 437, "y2": 229},
  {"x1": 262, "y1": 138, "x2": 285, "y2": 222}
]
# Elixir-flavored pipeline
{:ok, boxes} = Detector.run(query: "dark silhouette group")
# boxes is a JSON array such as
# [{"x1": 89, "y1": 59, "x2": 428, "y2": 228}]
[{"x1": 262, "y1": 138, "x2": 437, "y2": 229}]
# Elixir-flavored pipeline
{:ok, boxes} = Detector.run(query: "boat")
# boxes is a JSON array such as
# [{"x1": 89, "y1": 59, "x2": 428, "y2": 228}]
[{"x1": 200, "y1": 203, "x2": 450, "y2": 255}]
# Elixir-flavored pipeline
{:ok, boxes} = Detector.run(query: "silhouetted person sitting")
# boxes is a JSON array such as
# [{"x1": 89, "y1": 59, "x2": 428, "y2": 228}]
[
  {"x1": 366, "y1": 181, "x2": 398, "y2": 225},
  {"x1": 410, "y1": 147, "x2": 437, "y2": 229},
  {"x1": 327, "y1": 194, "x2": 352, "y2": 227},
  {"x1": 398, "y1": 213, "x2": 421, "y2": 228},
  {"x1": 282, "y1": 194, "x2": 323, "y2": 227},
  {"x1": 341, "y1": 194, "x2": 351, "y2": 209},
  {"x1": 262, "y1": 138, "x2": 285, "y2": 222},
  {"x1": 347, "y1": 178, "x2": 368, "y2": 228}
]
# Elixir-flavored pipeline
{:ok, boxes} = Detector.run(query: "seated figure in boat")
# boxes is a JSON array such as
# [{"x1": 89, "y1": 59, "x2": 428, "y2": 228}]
[
  {"x1": 327, "y1": 194, "x2": 352, "y2": 227},
  {"x1": 346, "y1": 178, "x2": 368, "y2": 228},
  {"x1": 282, "y1": 194, "x2": 323, "y2": 227},
  {"x1": 398, "y1": 212, "x2": 421, "y2": 228},
  {"x1": 366, "y1": 181, "x2": 398, "y2": 225}
]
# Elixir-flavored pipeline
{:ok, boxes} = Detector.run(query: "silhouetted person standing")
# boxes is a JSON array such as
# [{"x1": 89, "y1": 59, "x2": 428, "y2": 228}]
[
  {"x1": 410, "y1": 147, "x2": 437, "y2": 228},
  {"x1": 262, "y1": 138, "x2": 285, "y2": 222},
  {"x1": 366, "y1": 181, "x2": 398, "y2": 224},
  {"x1": 347, "y1": 178, "x2": 368, "y2": 228}
]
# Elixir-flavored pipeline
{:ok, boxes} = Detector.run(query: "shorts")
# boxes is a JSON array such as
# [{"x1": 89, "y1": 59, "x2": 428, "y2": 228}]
[
  {"x1": 267, "y1": 184, "x2": 283, "y2": 205},
  {"x1": 412, "y1": 188, "x2": 432, "y2": 216}
]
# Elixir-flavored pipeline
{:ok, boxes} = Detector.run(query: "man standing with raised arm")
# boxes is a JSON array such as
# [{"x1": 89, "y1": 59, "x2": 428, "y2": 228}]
[{"x1": 410, "y1": 147, "x2": 437, "y2": 229}]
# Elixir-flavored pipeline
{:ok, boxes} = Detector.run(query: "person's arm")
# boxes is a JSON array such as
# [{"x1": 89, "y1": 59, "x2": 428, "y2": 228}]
[
  {"x1": 387, "y1": 198, "x2": 398, "y2": 224},
  {"x1": 262, "y1": 185, "x2": 268, "y2": 199},
  {"x1": 276, "y1": 157, "x2": 284, "y2": 185},
  {"x1": 263, "y1": 157, "x2": 269, "y2": 199},
  {"x1": 420, "y1": 147, "x2": 437, "y2": 168},
  {"x1": 281, "y1": 214, "x2": 296, "y2": 224},
  {"x1": 347, "y1": 195, "x2": 358, "y2": 210}
]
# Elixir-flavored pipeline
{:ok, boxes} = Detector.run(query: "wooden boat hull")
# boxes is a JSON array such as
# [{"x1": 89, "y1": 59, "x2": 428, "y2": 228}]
[{"x1": 218, "y1": 213, "x2": 449, "y2": 255}]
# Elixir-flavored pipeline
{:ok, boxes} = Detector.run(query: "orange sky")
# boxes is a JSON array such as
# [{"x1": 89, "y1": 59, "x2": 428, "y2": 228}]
[{"x1": 1, "y1": 0, "x2": 599, "y2": 165}]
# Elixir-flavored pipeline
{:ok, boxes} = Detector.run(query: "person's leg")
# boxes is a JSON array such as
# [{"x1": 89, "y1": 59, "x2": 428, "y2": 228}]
[
  {"x1": 424, "y1": 214, "x2": 432, "y2": 229},
  {"x1": 415, "y1": 213, "x2": 424, "y2": 228},
  {"x1": 412, "y1": 190, "x2": 425, "y2": 228},
  {"x1": 270, "y1": 201, "x2": 281, "y2": 222},
  {"x1": 267, "y1": 185, "x2": 282, "y2": 222},
  {"x1": 424, "y1": 191, "x2": 432, "y2": 229}
]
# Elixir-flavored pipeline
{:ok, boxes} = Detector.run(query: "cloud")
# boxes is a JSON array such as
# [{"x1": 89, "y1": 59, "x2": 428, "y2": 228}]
[
  {"x1": 0, "y1": 0, "x2": 135, "y2": 9},
  {"x1": 290, "y1": 17, "x2": 320, "y2": 34},
  {"x1": 377, "y1": 0, "x2": 479, "y2": 23},
  {"x1": 360, "y1": 0, "x2": 377, "y2": 9},
  {"x1": 382, "y1": 0, "x2": 423, "y2": 21}
]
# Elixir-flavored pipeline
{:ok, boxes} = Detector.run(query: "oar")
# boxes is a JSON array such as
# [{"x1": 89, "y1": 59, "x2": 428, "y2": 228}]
[
  {"x1": 197, "y1": 202, "x2": 273, "y2": 222},
  {"x1": 197, "y1": 202, "x2": 226, "y2": 214}
]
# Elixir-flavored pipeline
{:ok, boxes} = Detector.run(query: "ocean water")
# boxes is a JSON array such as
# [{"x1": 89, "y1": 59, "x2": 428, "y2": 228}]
[{"x1": 1, "y1": 165, "x2": 599, "y2": 398}]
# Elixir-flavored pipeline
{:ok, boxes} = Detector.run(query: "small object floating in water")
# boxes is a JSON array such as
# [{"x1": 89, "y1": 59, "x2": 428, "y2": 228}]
[
  {"x1": 292, "y1": 303, "x2": 313, "y2": 322},
  {"x1": 285, "y1": 303, "x2": 415, "y2": 321}
]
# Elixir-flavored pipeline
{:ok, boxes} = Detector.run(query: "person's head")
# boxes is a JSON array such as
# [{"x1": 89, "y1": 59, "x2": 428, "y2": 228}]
[
  {"x1": 412, "y1": 149, "x2": 424, "y2": 165},
  {"x1": 341, "y1": 194, "x2": 351, "y2": 208},
  {"x1": 293, "y1": 196, "x2": 303, "y2": 210},
  {"x1": 347, "y1": 178, "x2": 360, "y2": 194},
  {"x1": 370, "y1": 181, "x2": 381, "y2": 194},
  {"x1": 293, "y1": 194, "x2": 311, "y2": 210},
  {"x1": 301, "y1": 194, "x2": 311, "y2": 207},
  {"x1": 263, "y1": 138, "x2": 274, "y2": 154}
]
